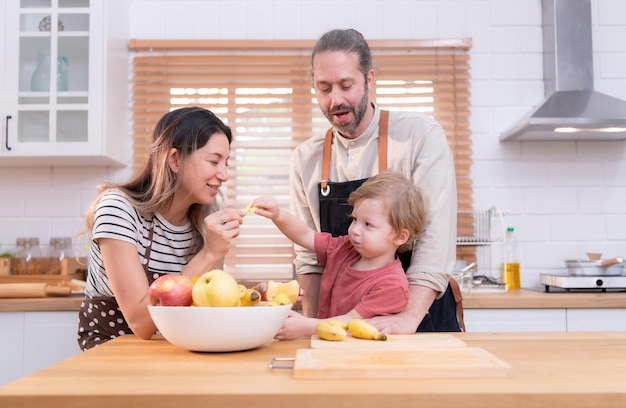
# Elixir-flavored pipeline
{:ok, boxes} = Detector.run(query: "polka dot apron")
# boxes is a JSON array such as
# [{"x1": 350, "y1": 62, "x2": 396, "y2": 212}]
[{"x1": 78, "y1": 222, "x2": 165, "y2": 351}]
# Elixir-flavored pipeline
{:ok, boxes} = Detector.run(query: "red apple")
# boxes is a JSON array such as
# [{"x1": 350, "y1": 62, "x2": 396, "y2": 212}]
[{"x1": 148, "y1": 274, "x2": 193, "y2": 306}]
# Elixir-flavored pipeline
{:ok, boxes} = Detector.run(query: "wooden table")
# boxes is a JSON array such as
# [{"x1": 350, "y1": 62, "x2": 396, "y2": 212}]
[{"x1": 1, "y1": 331, "x2": 625, "y2": 408}]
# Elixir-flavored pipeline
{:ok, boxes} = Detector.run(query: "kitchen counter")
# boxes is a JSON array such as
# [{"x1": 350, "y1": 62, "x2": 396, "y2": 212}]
[
  {"x1": 463, "y1": 288, "x2": 626, "y2": 309},
  {"x1": 1, "y1": 331, "x2": 625, "y2": 408},
  {"x1": 2, "y1": 289, "x2": 626, "y2": 312},
  {"x1": 0, "y1": 294, "x2": 83, "y2": 312}
]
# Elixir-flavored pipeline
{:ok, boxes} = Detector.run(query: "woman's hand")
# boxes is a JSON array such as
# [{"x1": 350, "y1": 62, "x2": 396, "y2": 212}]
[
  {"x1": 203, "y1": 208, "x2": 245, "y2": 257},
  {"x1": 180, "y1": 208, "x2": 245, "y2": 278}
]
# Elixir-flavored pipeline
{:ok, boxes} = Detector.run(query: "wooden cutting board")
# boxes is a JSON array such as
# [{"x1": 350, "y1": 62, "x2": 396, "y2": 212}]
[
  {"x1": 293, "y1": 347, "x2": 513, "y2": 379},
  {"x1": 310, "y1": 333, "x2": 467, "y2": 349},
  {"x1": 0, "y1": 282, "x2": 71, "y2": 298}
]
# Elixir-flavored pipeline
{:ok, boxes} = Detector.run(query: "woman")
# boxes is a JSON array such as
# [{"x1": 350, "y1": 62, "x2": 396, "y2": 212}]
[{"x1": 77, "y1": 107, "x2": 244, "y2": 350}]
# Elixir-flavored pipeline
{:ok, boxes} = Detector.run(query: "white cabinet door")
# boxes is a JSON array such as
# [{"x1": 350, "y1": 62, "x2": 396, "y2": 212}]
[
  {"x1": 464, "y1": 309, "x2": 567, "y2": 332},
  {"x1": 22, "y1": 311, "x2": 81, "y2": 377},
  {"x1": 0, "y1": 312, "x2": 25, "y2": 386},
  {"x1": 0, "y1": 311, "x2": 81, "y2": 387},
  {"x1": 566, "y1": 309, "x2": 626, "y2": 332},
  {"x1": 1, "y1": 0, "x2": 129, "y2": 166}
]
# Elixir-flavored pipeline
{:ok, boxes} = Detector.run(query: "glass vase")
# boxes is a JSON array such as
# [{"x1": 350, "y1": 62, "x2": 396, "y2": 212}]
[{"x1": 30, "y1": 52, "x2": 69, "y2": 92}]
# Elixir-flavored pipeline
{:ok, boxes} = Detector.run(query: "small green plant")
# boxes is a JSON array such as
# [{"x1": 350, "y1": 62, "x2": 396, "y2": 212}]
[{"x1": 0, "y1": 252, "x2": 13, "y2": 258}]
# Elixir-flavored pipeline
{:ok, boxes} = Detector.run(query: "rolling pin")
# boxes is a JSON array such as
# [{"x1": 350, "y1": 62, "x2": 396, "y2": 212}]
[{"x1": 0, "y1": 283, "x2": 72, "y2": 298}]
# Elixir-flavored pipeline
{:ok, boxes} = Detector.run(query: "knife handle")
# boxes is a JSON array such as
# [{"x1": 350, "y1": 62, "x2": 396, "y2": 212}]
[{"x1": 600, "y1": 257, "x2": 623, "y2": 267}]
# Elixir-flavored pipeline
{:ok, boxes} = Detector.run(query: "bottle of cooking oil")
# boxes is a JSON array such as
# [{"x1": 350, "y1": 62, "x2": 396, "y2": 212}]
[{"x1": 502, "y1": 227, "x2": 521, "y2": 289}]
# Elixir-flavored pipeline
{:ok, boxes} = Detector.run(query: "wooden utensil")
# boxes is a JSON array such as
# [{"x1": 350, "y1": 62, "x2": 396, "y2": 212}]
[
  {"x1": 586, "y1": 252, "x2": 602, "y2": 261},
  {"x1": 0, "y1": 282, "x2": 71, "y2": 298},
  {"x1": 600, "y1": 257, "x2": 623, "y2": 267}
]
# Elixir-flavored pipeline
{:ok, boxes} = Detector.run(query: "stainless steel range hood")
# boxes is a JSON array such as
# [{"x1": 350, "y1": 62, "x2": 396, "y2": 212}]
[{"x1": 500, "y1": 0, "x2": 626, "y2": 141}]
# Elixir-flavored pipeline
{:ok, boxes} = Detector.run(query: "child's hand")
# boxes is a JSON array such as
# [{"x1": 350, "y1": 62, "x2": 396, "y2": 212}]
[
  {"x1": 244, "y1": 196, "x2": 280, "y2": 220},
  {"x1": 274, "y1": 311, "x2": 316, "y2": 341}
]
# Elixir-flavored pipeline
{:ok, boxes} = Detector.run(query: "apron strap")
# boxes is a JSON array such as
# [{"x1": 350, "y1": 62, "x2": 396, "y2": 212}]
[
  {"x1": 448, "y1": 278, "x2": 466, "y2": 332},
  {"x1": 320, "y1": 109, "x2": 389, "y2": 195},
  {"x1": 378, "y1": 109, "x2": 389, "y2": 170},
  {"x1": 321, "y1": 127, "x2": 333, "y2": 195},
  {"x1": 143, "y1": 219, "x2": 155, "y2": 274}
]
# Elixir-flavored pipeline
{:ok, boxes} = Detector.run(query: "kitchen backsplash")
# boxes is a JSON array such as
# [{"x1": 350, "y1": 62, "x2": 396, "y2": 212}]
[{"x1": 0, "y1": 166, "x2": 132, "y2": 256}]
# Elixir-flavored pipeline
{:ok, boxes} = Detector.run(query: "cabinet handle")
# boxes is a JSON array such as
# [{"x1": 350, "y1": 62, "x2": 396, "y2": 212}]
[{"x1": 4, "y1": 115, "x2": 11, "y2": 151}]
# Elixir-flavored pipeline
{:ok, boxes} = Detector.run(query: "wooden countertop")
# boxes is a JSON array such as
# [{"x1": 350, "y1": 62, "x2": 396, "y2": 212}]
[
  {"x1": 2, "y1": 289, "x2": 626, "y2": 312},
  {"x1": 463, "y1": 288, "x2": 626, "y2": 309},
  {"x1": 1, "y1": 331, "x2": 625, "y2": 408},
  {"x1": 0, "y1": 294, "x2": 83, "y2": 312}
]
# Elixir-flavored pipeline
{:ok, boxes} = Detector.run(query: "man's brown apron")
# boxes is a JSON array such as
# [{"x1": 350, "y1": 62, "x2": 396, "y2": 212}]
[{"x1": 317, "y1": 110, "x2": 463, "y2": 332}]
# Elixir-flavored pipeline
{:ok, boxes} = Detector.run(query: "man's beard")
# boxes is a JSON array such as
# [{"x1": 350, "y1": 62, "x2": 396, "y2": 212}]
[{"x1": 324, "y1": 92, "x2": 369, "y2": 135}]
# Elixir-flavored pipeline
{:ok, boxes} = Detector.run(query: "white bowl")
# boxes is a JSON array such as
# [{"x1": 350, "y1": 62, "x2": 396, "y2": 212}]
[{"x1": 148, "y1": 302, "x2": 292, "y2": 352}]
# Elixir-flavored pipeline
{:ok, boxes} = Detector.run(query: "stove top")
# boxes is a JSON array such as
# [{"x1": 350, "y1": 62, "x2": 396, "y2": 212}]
[{"x1": 540, "y1": 273, "x2": 626, "y2": 292}]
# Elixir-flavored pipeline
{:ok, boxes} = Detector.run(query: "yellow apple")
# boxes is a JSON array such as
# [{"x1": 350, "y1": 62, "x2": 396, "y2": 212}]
[
  {"x1": 268, "y1": 292, "x2": 292, "y2": 306},
  {"x1": 266, "y1": 280, "x2": 300, "y2": 304},
  {"x1": 192, "y1": 269, "x2": 240, "y2": 307}
]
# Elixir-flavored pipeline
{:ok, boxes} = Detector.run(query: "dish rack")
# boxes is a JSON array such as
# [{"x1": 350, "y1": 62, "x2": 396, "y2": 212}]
[{"x1": 456, "y1": 207, "x2": 507, "y2": 292}]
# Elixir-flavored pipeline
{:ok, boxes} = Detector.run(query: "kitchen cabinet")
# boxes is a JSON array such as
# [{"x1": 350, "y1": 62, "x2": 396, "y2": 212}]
[
  {"x1": 0, "y1": 0, "x2": 130, "y2": 167},
  {"x1": 566, "y1": 308, "x2": 626, "y2": 331},
  {"x1": 0, "y1": 310, "x2": 80, "y2": 386},
  {"x1": 464, "y1": 309, "x2": 567, "y2": 332},
  {"x1": 465, "y1": 307, "x2": 626, "y2": 332}
]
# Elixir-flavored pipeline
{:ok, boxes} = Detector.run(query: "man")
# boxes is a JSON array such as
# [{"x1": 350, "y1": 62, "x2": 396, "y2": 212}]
[{"x1": 290, "y1": 28, "x2": 460, "y2": 333}]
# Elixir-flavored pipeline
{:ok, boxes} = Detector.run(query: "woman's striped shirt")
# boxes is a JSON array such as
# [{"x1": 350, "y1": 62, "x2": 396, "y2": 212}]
[{"x1": 84, "y1": 191, "x2": 195, "y2": 297}]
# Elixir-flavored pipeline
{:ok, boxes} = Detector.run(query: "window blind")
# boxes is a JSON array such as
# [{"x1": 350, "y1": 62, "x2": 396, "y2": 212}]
[{"x1": 130, "y1": 39, "x2": 473, "y2": 280}]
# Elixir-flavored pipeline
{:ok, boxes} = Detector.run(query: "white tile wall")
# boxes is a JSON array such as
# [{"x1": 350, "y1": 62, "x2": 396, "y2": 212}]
[{"x1": 1, "y1": 0, "x2": 625, "y2": 289}]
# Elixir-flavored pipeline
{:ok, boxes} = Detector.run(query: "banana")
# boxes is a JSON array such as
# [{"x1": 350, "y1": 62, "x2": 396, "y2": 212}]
[
  {"x1": 348, "y1": 318, "x2": 387, "y2": 341},
  {"x1": 238, "y1": 284, "x2": 248, "y2": 299},
  {"x1": 316, "y1": 321, "x2": 347, "y2": 341},
  {"x1": 244, "y1": 201, "x2": 260, "y2": 215},
  {"x1": 240, "y1": 288, "x2": 261, "y2": 306},
  {"x1": 325, "y1": 320, "x2": 349, "y2": 330}
]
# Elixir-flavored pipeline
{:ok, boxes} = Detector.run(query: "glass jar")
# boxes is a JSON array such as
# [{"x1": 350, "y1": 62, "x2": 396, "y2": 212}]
[
  {"x1": 47, "y1": 237, "x2": 73, "y2": 275},
  {"x1": 14, "y1": 238, "x2": 43, "y2": 275}
]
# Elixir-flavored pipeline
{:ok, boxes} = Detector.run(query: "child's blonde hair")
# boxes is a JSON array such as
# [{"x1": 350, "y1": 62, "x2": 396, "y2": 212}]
[{"x1": 348, "y1": 170, "x2": 429, "y2": 253}]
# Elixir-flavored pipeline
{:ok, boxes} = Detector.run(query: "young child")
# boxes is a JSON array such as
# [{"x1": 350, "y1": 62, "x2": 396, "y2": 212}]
[{"x1": 249, "y1": 170, "x2": 429, "y2": 340}]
